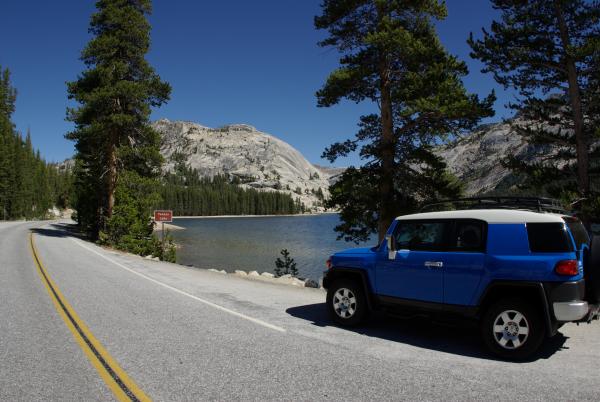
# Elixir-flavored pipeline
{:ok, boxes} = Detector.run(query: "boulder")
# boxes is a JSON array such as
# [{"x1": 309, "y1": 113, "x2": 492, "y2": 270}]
[
  {"x1": 248, "y1": 271, "x2": 260, "y2": 277},
  {"x1": 291, "y1": 278, "x2": 305, "y2": 287},
  {"x1": 260, "y1": 272, "x2": 275, "y2": 278},
  {"x1": 276, "y1": 275, "x2": 301, "y2": 285},
  {"x1": 234, "y1": 270, "x2": 248, "y2": 276},
  {"x1": 304, "y1": 279, "x2": 319, "y2": 288}
]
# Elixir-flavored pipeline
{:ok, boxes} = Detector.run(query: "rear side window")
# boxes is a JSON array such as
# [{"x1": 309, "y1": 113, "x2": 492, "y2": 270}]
[
  {"x1": 563, "y1": 217, "x2": 590, "y2": 250},
  {"x1": 394, "y1": 221, "x2": 449, "y2": 251},
  {"x1": 451, "y1": 220, "x2": 486, "y2": 252},
  {"x1": 526, "y1": 222, "x2": 574, "y2": 253}
]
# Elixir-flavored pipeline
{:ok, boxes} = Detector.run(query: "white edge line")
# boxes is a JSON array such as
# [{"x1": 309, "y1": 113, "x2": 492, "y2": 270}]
[{"x1": 69, "y1": 237, "x2": 286, "y2": 333}]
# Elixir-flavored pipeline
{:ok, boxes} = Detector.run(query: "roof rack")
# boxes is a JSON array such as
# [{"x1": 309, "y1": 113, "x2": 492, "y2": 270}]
[{"x1": 421, "y1": 196, "x2": 567, "y2": 214}]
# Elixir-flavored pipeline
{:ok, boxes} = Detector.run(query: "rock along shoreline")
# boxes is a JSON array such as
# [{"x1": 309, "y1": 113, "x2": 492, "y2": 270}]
[
  {"x1": 207, "y1": 269, "x2": 321, "y2": 289},
  {"x1": 141, "y1": 254, "x2": 323, "y2": 289}
]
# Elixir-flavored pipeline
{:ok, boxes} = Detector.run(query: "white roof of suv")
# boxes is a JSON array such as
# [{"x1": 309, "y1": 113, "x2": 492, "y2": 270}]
[{"x1": 396, "y1": 209, "x2": 566, "y2": 224}]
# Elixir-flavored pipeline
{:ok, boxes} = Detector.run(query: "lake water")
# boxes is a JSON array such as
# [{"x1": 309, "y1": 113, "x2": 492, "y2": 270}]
[{"x1": 171, "y1": 214, "x2": 373, "y2": 280}]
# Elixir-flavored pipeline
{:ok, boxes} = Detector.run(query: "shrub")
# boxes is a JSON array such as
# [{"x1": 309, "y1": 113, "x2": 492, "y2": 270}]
[
  {"x1": 99, "y1": 170, "x2": 176, "y2": 262},
  {"x1": 274, "y1": 249, "x2": 298, "y2": 277}
]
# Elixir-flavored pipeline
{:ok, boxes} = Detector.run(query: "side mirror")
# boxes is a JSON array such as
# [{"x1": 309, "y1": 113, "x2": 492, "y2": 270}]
[{"x1": 386, "y1": 235, "x2": 397, "y2": 260}]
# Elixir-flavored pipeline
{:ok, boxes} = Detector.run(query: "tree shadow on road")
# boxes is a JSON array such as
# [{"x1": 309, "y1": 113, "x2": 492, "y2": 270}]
[
  {"x1": 31, "y1": 222, "x2": 86, "y2": 240},
  {"x1": 286, "y1": 303, "x2": 569, "y2": 362}
]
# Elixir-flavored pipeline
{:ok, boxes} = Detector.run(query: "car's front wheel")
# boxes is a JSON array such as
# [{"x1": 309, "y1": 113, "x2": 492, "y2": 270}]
[
  {"x1": 326, "y1": 278, "x2": 368, "y2": 326},
  {"x1": 481, "y1": 298, "x2": 545, "y2": 360}
]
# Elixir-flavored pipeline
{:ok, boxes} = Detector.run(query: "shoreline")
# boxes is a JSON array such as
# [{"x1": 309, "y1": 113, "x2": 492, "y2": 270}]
[
  {"x1": 173, "y1": 212, "x2": 338, "y2": 219},
  {"x1": 44, "y1": 219, "x2": 325, "y2": 286},
  {"x1": 152, "y1": 222, "x2": 185, "y2": 231}
]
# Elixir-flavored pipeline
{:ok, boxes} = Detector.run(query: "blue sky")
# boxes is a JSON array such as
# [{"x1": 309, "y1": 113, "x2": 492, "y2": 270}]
[{"x1": 0, "y1": 1, "x2": 513, "y2": 166}]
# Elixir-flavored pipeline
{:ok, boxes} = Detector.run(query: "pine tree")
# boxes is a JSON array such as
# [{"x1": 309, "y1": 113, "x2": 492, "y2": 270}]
[
  {"x1": 274, "y1": 249, "x2": 298, "y2": 278},
  {"x1": 9, "y1": 132, "x2": 26, "y2": 218},
  {"x1": 0, "y1": 67, "x2": 17, "y2": 219},
  {"x1": 316, "y1": 0, "x2": 495, "y2": 242},
  {"x1": 469, "y1": 0, "x2": 600, "y2": 225},
  {"x1": 0, "y1": 66, "x2": 71, "y2": 220},
  {"x1": 67, "y1": 0, "x2": 171, "y2": 245},
  {"x1": 21, "y1": 129, "x2": 36, "y2": 218}
]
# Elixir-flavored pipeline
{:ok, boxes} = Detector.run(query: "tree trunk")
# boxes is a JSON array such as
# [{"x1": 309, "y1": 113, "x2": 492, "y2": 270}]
[
  {"x1": 378, "y1": 70, "x2": 395, "y2": 243},
  {"x1": 554, "y1": 1, "x2": 590, "y2": 225},
  {"x1": 106, "y1": 140, "x2": 117, "y2": 220},
  {"x1": 376, "y1": 7, "x2": 395, "y2": 243},
  {"x1": 377, "y1": 67, "x2": 394, "y2": 240},
  {"x1": 106, "y1": 98, "x2": 122, "y2": 224}
]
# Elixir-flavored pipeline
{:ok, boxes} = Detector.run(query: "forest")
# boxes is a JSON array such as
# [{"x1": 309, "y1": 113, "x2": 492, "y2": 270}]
[
  {"x1": 0, "y1": 68, "x2": 72, "y2": 220},
  {"x1": 160, "y1": 166, "x2": 303, "y2": 216}
]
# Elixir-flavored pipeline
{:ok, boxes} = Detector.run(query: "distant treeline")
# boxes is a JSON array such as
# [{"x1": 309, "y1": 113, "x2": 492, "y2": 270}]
[
  {"x1": 159, "y1": 165, "x2": 304, "y2": 216},
  {"x1": 0, "y1": 68, "x2": 72, "y2": 220}
]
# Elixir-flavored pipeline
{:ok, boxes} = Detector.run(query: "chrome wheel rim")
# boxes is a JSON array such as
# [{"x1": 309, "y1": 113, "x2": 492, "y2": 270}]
[
  {"x1": 333, "y1": 288, "x2": 357, "y2": 319},
  {"x1": 492, "y1": 310, "x2": 530, "y2": 350}
]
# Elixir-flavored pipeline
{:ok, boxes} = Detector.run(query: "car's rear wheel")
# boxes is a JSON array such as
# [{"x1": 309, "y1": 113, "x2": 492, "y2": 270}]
[
  {"x1": 481, "y1": 298, "x2": 545, "y2": 360},
  {"x1": 326, "y1": 278, "x2": 368, "y2": 326}
]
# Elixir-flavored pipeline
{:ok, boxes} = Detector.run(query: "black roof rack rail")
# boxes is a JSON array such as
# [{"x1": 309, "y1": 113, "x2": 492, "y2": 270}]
[{"x1": 421, "y1": 196, "x2": 567, "y2": 214}]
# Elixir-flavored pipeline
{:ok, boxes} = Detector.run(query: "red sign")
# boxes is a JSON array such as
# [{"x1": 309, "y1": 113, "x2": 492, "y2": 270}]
[{"x1": 154, "y1": 210, "x2": 173, "y2": 223}]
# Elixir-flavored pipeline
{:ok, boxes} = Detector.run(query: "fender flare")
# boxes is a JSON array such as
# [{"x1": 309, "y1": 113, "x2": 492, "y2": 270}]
[
  {"x1": 323, "y1": 267, "x2": 375, "y2": 311},
  {"x1": 478, "y1": 281, "x2": 555, "y2": 337}
]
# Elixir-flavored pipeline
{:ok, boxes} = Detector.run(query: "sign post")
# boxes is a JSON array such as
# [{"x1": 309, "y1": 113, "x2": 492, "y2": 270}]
[{"x1": 153, "y1": 210, "x2": 173, "y2": 250}]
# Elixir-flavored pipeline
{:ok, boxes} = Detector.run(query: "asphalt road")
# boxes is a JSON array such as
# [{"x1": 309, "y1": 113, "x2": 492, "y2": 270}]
[{"x1": 1, "y1": 220, "x2": 599, "y2": 401}]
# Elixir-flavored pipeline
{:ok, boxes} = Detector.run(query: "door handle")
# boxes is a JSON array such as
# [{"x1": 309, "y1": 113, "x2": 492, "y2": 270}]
[{"x1": 424, "y1": 261, "x2": 443, "y2": 268}]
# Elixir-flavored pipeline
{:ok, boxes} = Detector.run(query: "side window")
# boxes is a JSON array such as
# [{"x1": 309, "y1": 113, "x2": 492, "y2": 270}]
[
  {"x1": 452, "y1": 220, "x2": 486, "y2": 252},
  {"x1": 394, "y1": 221, "x2": 448, "y2": 251},
  {"x1": 526, "y1": 222, "x2": 574, "y2": 253},
  {"x1": 563, "y1": 217, "x2": 590, "y2": 250}
]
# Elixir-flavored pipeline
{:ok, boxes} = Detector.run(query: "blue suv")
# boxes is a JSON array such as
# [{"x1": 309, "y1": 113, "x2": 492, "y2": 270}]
[{"x1": 323, "y1": 198, "x2": 600, "y2": 360}]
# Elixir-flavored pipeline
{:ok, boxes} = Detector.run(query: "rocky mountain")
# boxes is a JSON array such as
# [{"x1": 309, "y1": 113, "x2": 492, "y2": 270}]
[
  {"x1": 153, "y1": 117, "x2": 547, "y2": 208},
  {"x1": 153, "y1": 119, "x2": 335, "y2": 211},
  {"x1": 314, "y1": 164, "x2": 346, "y2": 185},
  {"x1": 67, "y1": 117, "x2": 570, "y2": 206},
  {"x1": 438, "y1": 118, "x2": 552, "y2": 195}
]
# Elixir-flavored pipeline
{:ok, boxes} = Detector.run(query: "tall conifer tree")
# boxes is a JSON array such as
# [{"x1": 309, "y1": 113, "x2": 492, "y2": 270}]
[
  {"x1": 0, "y1": 67, "x2": 17, "y2": 219},
  {"x1": 316, "y1": 0, "x2": 495, "y2": 242},
  {"x1": 67, "y1": 0, "x2": 171, "y2": 239},
  {"x1": 469, "y1": 0, "x2": 600, "y2": 224}
]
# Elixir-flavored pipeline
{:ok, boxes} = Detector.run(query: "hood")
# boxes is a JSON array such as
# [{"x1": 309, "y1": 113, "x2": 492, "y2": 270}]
[{"x1": 334, "y1": 247, "x2": 376, "y2": 256}]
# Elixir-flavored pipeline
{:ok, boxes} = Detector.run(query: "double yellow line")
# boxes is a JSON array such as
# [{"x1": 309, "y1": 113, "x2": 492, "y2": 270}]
[{"x1": 29, "y1": 233, "x2": 151, "y2": 402}]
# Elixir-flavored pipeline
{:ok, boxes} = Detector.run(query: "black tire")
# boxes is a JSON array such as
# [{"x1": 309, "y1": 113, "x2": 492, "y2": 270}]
[
  {"x1": 326, "y1": 278, "x2": 368, "y2": 327},
  {"x1": 585, "y1": 235, "x2": 600, "y2": 304},
  {"x1": 481, "y1": 298, "x2": 546, "y2": 361}
]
